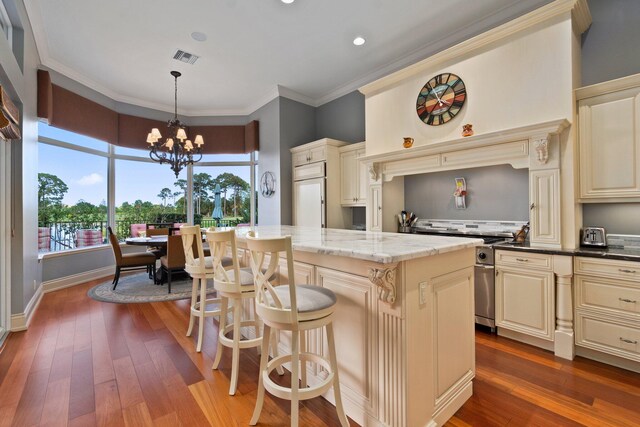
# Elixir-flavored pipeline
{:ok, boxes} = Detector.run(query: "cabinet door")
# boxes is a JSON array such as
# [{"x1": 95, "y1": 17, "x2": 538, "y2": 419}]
[
  {"x1": 496, "y1": 266, "x2": 555, "y2": 341},
  {"x1": 308, "y1": 145, "x2": 327, "y2": 164},
  {"x1": 340, "y1": 150, "x2": 358, "y2": 205},
  {"x1": 579, "y1": 90, "x2": 640, "y2": 199},
  {"x1": 292, "y1": 150, "x2": 310, "y2": 167},
  {"x1": 367, "y1": 185, "x2": 382, "y2": 231},
  {"x1": 293, "y1": 178, "x2": 325, "y2": 227},
  {"x1": 529, "y1": 169, "x2": 560, "y2": 247},
  {"x1": 356, "y1": 149, "x2": 368, "y2": 205}
]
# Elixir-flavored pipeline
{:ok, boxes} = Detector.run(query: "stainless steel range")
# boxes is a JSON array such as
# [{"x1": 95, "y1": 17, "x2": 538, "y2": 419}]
[{"x1": 411, "y1": 219, "x2": 527, "y2": 331}]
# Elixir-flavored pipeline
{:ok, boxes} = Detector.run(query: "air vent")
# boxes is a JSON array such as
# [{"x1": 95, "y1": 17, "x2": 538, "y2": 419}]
[{"x1": 173, "y1": 49, "x2": 200, "y2": 65}]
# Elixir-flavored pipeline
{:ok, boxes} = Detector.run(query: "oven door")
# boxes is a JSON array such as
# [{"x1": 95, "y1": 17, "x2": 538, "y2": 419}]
[{"x1": 474, "y1": 264, "x2": 496, "y2": 330}]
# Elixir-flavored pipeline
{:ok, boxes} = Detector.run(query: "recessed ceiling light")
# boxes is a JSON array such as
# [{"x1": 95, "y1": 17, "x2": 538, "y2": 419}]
[
  {"x1": 281, "y1": 0, "x2": 295, "y2": 4},
  {"x1": 191, "y1": 32, "x2": 207, "y2": 42},
  {"x1": 353, "y1": 36, "x2": 366, "y2": 46}
]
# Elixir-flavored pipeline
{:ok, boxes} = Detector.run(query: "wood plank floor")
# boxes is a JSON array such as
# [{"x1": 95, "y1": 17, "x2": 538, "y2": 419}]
[{"x1": 1, "y1": 277, "x2": 640, "y2": 426}]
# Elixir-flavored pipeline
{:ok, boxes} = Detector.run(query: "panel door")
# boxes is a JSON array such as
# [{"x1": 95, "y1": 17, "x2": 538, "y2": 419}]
[
  {"x1": 529, "y1": 168, "x2": 560, "y2": 247},
  {"x1": 294, "y1": 178, "x2": 325, "y2": 227},
  {"x1": 292, "y1": 150, "x2": 310, "y2": 167},
  {"x1": 496, "y1": 266, "x2": 555, "y2": 341},
  {"x1": 340, "y1": 149, "x2": 358, "y2": 205},
  {"x1": 579, "y1": 90, "x2": 640, "y2": 198},
  {"x1": 367, "y1": 185, "x2": 382, "y2": 231}
]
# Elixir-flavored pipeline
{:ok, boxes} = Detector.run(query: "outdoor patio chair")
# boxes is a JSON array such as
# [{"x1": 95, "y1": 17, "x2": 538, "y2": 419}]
[
  {"x1": 38, "y1": 227, "x2": 51, "y2": 251},
  {"x1": 130, "y1": 223, "x2": 146, "y2": 237},
  {"x1": 75, "y1": 229, "x2": 104, "y2": 247},
  {"x1": 107, "y1": 226, "x2": 156, "y2": 289}
]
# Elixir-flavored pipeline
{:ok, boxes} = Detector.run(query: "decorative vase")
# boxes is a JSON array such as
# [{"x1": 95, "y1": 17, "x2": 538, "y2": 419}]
[
  {"x1": 462, "y1": 124, "x2": 474, "y2": 137},
  {"x1": 403, "y1": 137, "x2": 414, "y2": 148}
]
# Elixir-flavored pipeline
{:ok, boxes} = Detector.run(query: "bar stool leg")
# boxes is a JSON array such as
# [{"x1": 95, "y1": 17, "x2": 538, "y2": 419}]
[
  {"x1": 271, "y1": 329, "x2": 285, "y2": 376},
  {"x1": 229, "y1": 298, "x2": 243, "y2": 395},
  {"x1": 290, "y1": 330, "x2": 300, "y2": 427},
  {"x1": 212, "y1": 296, "x2": 229, "y2": 370},
  {"x1": 196, "y1": 278, "x2": 207, "y2": 352},
  {"x1": 186, "y1": 277, "x2": 198, "y2": 337},
  {"x1": 327, "y1": 323, "x2": 349, "y2": 427},
  {"x1": 300, "y1": 330, "x2": 307, "y2": 388},
  {"x1": 250, "y1": 324, "x2": 271, "y2": 426},
  {"x1": 252, "y1": 298, "x2": 261, "y2": 355}
]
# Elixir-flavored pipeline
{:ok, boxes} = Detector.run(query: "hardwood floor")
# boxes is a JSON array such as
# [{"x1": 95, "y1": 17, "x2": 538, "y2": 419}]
[{"x1": 1, "y1": 277, "x2": 640, "y2": 426}]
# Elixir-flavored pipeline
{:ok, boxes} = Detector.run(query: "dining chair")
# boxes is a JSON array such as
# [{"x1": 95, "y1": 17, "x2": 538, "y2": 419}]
[
  {"x1": 245, "y1": 232, "x2": 349, "y2": 427},
  {"x1": 180, "y1": 225, "x2": 221, "y2": 352},
  {"x1": 159, "y1": 235, "x2": 187, "y2": 294},
  {"x1": 207, "y1": 229, "x2": 262, "y2": 395},
  {"x1": 107, "y1": 226, "x2": 157, "y2": 289}
]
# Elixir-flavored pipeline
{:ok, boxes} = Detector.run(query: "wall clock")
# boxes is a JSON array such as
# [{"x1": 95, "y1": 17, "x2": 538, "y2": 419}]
[
  {"x1": 259, "y1": 171, "x2": 276, "y2": 198},
  {"x1": 416, "y1": 73, "x2": 467, "y2": 126}
]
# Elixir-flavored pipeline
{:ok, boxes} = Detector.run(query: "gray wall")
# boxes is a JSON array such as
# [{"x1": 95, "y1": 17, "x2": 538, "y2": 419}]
[
  {"x1": 581, "y1": 0, "x2": 640, "y2": 235},
  {"x1": 316, "y1": 91, "x2": 365, "y2": 143},
  {"x1": 404, "y1": 165, "x2": 530, "y2": 221}
]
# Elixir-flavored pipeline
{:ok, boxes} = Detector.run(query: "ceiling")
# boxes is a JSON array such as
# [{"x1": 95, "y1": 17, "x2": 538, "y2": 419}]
[{"x1": 25, "y1": 0, "x2": 552, "y2": 116}]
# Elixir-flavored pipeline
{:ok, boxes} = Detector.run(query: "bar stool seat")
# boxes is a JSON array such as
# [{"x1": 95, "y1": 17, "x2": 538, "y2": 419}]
[
  {"x1": 246, "y1": 232, "x2": 349, "y2": 427},
  {"x1": 180, "y1": 225, "x2": 220, "y2": 353}
]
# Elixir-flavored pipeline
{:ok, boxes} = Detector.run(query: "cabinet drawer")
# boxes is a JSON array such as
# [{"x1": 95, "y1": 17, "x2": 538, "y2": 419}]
[
  {"x1": 495, "y1": 250, "x2": 552, "y2": 271},
  {"x1": 294, "y1": 162, "x2": 325, "y2": 181},
  {"x1": 575, "y1": 275, "x2": 640, "y2": 317},
  {"x1": 574, "y1": 256, "x2": 640, "y2": 282},
  {"x1": 576, "y1": 311, "x2": 640, "y2": 362}
]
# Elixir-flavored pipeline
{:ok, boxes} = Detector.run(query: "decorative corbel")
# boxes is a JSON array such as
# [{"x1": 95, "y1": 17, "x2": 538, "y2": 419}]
[
  {"x1": 368, "y1": 266, "x2": 396, "y2": 304},
  {"x1": 368, "y1": 163, "x2": 379, "y2": 182},
  {"x1": 534, "y1": 138, "x2": 549, "y2": 165}
]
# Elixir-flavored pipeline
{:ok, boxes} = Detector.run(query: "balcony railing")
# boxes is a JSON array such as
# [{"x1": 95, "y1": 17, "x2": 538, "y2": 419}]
[{"x1": 38, "y1": 217, "x2": 245, "y2": 253}]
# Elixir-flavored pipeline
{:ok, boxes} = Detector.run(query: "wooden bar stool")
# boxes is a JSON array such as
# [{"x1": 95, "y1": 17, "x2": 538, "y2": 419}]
[
  {"x1": 245, "y1": 232, "x2": 349, "y2": 427},
  {"x1": 180, "y1": 225, "x2": 220, "y2": 353},
  {"x1": 207, "y1": 229, "x2": 263, "y2": 395}
]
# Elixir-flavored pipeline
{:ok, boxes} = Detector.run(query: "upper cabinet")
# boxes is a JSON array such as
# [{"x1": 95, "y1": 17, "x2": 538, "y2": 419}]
[
  {"x1": 292, "y1": 144, "x2": 328, "y2": 167},
  {"x1": 577, "y1": 74, "x2": 640, "y2": 201},
  {"x1": 339, "y1": 142, "x2": 367, "y2": 206}
]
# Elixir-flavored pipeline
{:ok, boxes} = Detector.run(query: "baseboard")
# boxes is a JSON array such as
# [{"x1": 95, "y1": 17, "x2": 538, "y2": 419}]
[
  {"x1": 42, "y1": 266, "x2": 114, "y2": 293},
  {"x1": 11, "y1": 284, "x2": 43, "y2": 332}
]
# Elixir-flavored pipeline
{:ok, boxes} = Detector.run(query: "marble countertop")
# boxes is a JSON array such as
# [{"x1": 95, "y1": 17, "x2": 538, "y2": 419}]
[{"x1": 233, "y1": 225, "x2": 483, "y2": 264}]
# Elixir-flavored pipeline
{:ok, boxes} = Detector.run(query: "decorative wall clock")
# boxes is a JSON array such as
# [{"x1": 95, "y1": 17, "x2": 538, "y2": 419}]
[
  {"x1": 416, "y1": 73, "x2": 467, "y2": 126},
  {"x1": 259, "y1": 171, "x2": 276, "y2": 197}
]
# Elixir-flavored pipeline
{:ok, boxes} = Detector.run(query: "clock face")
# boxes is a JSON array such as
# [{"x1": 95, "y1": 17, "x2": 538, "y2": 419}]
[{"x1": 416, "y1": 73, "x2": 466, "y2": 126}]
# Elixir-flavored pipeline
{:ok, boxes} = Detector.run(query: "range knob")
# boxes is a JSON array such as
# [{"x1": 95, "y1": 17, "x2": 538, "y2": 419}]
[{"x1": 478, "y1": 252, "x2": 487, "y2": 260}]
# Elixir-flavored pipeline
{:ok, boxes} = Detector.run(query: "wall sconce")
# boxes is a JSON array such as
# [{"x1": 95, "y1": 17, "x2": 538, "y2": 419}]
[{"x1": 454, "y1": 177, "x2": 467, "y2": 209}]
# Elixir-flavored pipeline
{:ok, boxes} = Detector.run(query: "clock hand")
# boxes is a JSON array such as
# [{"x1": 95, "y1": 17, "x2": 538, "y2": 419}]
[{"x1": 431, "y1": 88, "x2": 444, "y2": 106}]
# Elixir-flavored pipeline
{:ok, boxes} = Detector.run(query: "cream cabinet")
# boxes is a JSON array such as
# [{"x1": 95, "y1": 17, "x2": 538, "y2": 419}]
[
  {"x1": 577, "y1": 77, "x2": 640, "y2": 200},
  {"x1": 339, "y1": 142, "x2": 367, "y2": 206},
  {"x1": 574, "y1": 256, "x2": 640, "y2": 363},
  {"x1": 495, "y1": 250, "x2": 555, "y2": 341},
  {"x1": 291, "y1": 138, "x2": 349, "y2": 229},
  {"x1": 366, "y1": 185, "x2": 382, "y2": 231},
  {"x1": 529, "y1": 168, "x2": 561, "y2": 247}
]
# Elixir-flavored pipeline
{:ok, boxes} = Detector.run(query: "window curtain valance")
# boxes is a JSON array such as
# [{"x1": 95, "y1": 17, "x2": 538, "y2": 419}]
[{"x1": 37, "y1": 70, "x2": 259, "y2": 153}]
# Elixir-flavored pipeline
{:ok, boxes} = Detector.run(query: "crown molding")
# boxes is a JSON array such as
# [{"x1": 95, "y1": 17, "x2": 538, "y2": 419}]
[
  {"x1": 359, "y1": 0, "x2": 590, "y2": 97},
  {"x1": 575, "y1": 72, "x2": 640, "y2": 100}
]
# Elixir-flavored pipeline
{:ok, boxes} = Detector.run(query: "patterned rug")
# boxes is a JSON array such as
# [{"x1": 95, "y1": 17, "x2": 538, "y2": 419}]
[{"x1": 87, "y1": 272, "x2": 209, "y2": 303}]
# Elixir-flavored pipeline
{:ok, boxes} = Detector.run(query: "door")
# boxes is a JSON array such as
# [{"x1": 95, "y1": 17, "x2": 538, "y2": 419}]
[
  {"x1": 529, "y1": 169, "x2": 560, "y2": 247},
  {"x1": 294, "y1": 178, "x2": 325, "y2": 227},
  {"x1": 0, "y1": 141, "x2": 10, "y2": 343}
]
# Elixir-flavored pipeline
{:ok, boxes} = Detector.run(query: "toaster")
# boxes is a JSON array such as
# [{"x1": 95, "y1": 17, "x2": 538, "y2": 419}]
[{"x1": 581, "y1": 227, "x2": 607, "y2": 247}]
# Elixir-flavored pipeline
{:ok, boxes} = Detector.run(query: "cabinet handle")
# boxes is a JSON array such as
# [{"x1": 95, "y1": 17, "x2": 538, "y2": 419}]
[
  {"x1": 516, "y1": 258, "x2": 529, "y2": 262},
  {"x1": 620, "y1": 337, "x2": 638, "y2": 345},
  {"x1": 619, "y1": 268, "x2": 637, "y2": 274},
  {"x1": 619, "y1": 297, "x2": 637, "y2": 304},
  {"x1": 530, "y1": 203, "x2": 536, "y2": 210},
  {"x1": 378, "y1": 206, "x2": 382, "y2": 211}
]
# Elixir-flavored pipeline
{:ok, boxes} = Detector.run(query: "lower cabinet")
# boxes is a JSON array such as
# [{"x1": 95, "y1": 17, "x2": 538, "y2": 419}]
[
  {"x1": 495, "y1": 250, "x2": 555, "y2": 341},
  {"x1": 575, "y1": 256, "x2": 640, "y2": 363}
]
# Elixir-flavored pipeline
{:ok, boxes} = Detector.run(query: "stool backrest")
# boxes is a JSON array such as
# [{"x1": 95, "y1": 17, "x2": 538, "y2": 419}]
[
  {"x1": 205, "y1": 228, "x2": 241, "y2": 292},
  {"x1": 180, "y1": 225, "x2": 208, "y2": 276},
  {"x1": 245, "y1": 231, "x2": 298, "y2": 324}
]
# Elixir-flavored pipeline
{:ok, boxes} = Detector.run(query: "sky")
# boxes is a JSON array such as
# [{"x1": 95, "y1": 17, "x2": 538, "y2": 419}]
[{"x1": 38, "y1": 124, "x2": 252, "y2": 206}]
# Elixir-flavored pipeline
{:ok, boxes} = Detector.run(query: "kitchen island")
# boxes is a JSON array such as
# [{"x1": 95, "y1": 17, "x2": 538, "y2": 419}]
[{"x1": 234, "y1": 226, "x2": 482, "y2": 427}]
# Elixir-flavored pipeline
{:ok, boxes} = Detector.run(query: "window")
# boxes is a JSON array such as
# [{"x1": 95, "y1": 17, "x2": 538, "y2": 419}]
[
  {"x1": 38, "y1": 123, "x2": 258, "y2": 252},
  {"x1": 38, "y1": 141, "x2": 108, "y2": 251}
]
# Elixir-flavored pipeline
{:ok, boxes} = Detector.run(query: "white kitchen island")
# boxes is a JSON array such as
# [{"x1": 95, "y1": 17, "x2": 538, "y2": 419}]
[{"x1": 234, "y1": 226, "x2": 482, "y2": 427}]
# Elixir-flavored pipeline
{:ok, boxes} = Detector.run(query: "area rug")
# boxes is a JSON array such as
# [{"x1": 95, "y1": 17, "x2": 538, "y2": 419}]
[{"x1": 87, "y1": 272, "x2": 211, "y2": 303}]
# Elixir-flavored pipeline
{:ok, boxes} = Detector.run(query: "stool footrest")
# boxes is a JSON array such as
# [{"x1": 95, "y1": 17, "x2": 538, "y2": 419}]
[
  {"x1": 219, "y1": 321, "x2": 263, "y2": 349},
  {"x1": 263, "y1": 352, "x2": 335, "y2": 401}
]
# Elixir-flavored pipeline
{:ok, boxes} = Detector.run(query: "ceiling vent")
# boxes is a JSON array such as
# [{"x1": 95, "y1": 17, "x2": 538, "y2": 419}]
[{"x1": 173, "y1": 49, "x2": 199, "y2": 65}]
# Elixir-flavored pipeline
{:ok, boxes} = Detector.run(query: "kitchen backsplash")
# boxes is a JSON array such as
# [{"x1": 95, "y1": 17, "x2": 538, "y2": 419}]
[
  {"x1": 607, "y1": 234, "x2": 640, "y2": 250},
  {"x1": 417, "y1": 219, "x2": 528, "y2": 235}
]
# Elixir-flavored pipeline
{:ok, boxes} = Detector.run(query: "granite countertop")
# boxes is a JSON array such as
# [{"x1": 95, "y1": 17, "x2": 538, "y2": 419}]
[
  {"x1": 234, "y1": 225, "x2": 483, "y2": 264},
  {"x1": 495, "y1": 241, "x2": 640, "y2": 262}
]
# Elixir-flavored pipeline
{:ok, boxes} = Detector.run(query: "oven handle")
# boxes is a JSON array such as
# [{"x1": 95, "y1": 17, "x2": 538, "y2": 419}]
[{"x1": 475, "y1": 264, "x2": 495, "y2": 269}]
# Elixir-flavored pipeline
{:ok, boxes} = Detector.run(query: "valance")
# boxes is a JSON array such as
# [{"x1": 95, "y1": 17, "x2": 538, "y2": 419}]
[{"x1": 37, "y1": 70, "x2": 258, "y2": 153}]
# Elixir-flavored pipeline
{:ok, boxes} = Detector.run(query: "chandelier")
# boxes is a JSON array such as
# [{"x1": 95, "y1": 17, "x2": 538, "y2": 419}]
[{"x1": 147, "y1": 71, "x2": 203, "y2": 177}]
